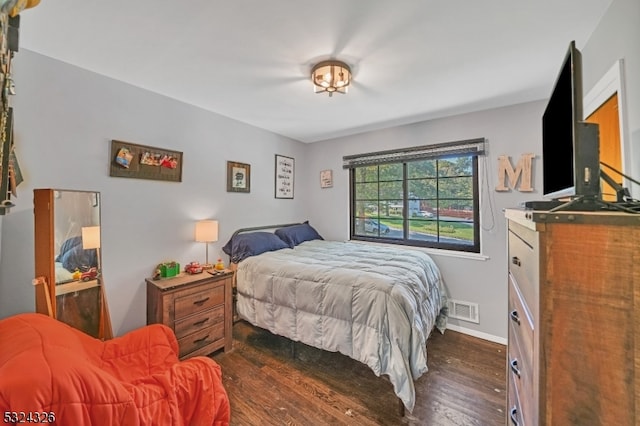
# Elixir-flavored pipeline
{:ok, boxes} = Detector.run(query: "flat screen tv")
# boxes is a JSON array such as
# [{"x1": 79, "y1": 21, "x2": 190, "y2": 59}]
[{"x1": 542, "y1": 40, "x2": 600, "y2": 200}]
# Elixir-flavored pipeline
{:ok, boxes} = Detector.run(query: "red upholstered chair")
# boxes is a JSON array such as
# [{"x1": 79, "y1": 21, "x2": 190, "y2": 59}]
[{"x1": 0, "y1": 313, "x2": 230, "y2": 425}]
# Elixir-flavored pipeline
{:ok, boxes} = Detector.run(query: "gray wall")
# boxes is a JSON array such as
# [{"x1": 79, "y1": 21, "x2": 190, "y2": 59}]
[{"x1": 0, "y1": 50, "x2": 308, "y2": 335}]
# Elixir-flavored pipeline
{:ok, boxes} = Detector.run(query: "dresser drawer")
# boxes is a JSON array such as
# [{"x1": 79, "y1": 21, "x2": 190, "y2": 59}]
[
  {"x1": 508, "y1": 274, "x2": 534, "y2": 367},
  {"x1": 174, "y1": 285, "x2": 224, "y2": 319},
  {"x1": 508, "y1": 225, "x2": 538, "y2": 319},
  {"x1": 508, "y1": 323, "x2": 533, "y2": 425},
  {"x1": 508, "y1": 372, "x2": 525, "y2": 426},
  {"x1": 174, "y1": 305, "x2": 224, "y2": 339},
  {"x1": 178, "y1": 323, "x2": 225, "y2": 358}
]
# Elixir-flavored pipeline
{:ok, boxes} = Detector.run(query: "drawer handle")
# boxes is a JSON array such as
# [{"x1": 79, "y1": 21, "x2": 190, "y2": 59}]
[
  {"x1": 193, "y1": 318, "x2": 209, "y2": 327},
  {"x1": 193, "y1": 334, "x2": 210, "y2": 345},
  {"x1": 511, "y1": 256, "x2": 521, "y2": 267},
  {"x1": 193, "y1": 297, "x2": 210, "y2": 306},
  {"x1": 509, "y1": 310, "x2": 521, "y2": 325},
  {"x1": 510, "y1": 407, "x2": 519, "y2": 426},
  {"x1": 510, "y1": 358, "x2": 521, "y2": 378}
]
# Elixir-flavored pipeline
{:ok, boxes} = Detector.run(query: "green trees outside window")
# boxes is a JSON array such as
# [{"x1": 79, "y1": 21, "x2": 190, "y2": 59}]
[{"x1": 350, "y1": 155, "x2": 480, "y2": 253}]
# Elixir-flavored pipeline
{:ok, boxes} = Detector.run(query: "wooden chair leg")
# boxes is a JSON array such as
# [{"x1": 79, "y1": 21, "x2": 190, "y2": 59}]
[
  {"x1": 33, "y1": 277, "x2": 53, "y2": 317},
  {"x1": 99, "y1": 283, "x2": 113, "y2": 340}
]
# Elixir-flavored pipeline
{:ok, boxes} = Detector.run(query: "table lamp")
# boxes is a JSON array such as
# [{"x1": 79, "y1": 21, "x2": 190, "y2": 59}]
[
  {"x1": 81, "y1": 225, "x2": 101, "y2": 273},
  {"x1": 195, "y1": 220, "x2": 218, "y2": 269}
]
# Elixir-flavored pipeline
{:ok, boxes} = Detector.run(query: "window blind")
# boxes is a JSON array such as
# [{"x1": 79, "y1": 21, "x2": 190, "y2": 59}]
[{"x1": 342, "y1": 137, "x2": 486, "y2": 169}]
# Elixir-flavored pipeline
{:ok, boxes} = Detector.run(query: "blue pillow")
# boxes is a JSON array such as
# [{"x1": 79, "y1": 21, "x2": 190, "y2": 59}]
[
  {"x1": 275, "y1": 222, "x2": 323, "y2": 247},
  {"x1": 55, "y1": 236, "x2": 83, "y2": 262},
  {"x1": 60, "y1": 245, "x2": 97, "y2": 272},
  {"x1": 56, "y1": 236, "x2": 98, "y2": 272},
  {"x1": 222, "y1": 232, "x2": 290, "y2": 263}
]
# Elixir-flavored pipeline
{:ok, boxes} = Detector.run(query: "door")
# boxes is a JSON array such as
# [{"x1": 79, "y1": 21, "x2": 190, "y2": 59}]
[{"x1": 586, "y1": 93, "x2": 622, "y2": 201}]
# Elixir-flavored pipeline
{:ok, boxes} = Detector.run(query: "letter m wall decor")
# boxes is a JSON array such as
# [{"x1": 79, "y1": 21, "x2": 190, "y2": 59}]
[{"x1": 495, "y1": 153, "x2": 535, "y2": 192}]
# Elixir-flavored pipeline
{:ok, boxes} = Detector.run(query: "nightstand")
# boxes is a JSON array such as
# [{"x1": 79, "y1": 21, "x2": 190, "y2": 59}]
[{"x1": 146, "y1": 270, "x2": 233, "y2": 359}]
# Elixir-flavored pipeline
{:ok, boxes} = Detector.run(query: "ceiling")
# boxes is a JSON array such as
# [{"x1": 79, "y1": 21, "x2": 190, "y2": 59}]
[{"x1": 18, "y1": 0, "x2": 612, "y2": 143}]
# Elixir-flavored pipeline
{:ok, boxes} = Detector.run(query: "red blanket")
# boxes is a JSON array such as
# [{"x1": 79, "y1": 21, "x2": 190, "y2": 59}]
[{"x1": 0, "y1": 313, "x2": 230, "y2": 425}]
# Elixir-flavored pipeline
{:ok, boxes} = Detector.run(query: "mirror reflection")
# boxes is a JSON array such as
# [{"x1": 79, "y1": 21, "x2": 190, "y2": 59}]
[
  {"x1": 53, "y1": 190, "x2": 100, "y2": 285},
  {"x1": 34, "y1": 189, "x2": 110, "y2": 339},
  {"x1": 52, "y1": 190, "x2": 102, "y2": 338}
]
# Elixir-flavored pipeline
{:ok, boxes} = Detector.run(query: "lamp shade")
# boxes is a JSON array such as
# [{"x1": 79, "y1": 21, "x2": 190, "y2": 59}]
[
  {"x1": 81, "y1": 226, "x2": 101, "y2": 250},
  {"x1": 195, "y1": 220, "x2": 219, "y2": 243}
]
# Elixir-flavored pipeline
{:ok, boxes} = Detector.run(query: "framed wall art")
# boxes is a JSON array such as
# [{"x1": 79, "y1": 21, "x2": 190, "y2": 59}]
[
  {"x1": 320, "y1": 169, "x2": 333, "y2": 188},
  {"x1": 109, "y1": 140, "x2": 183, "y2": 182},
  {"x1": 227, "y1": 161, "x2": 251, "y2": 193},
  {"x1": 275, "y1": 154, "x2": 294, "y2": 199},
  {"x1": 0, "y1": 108, "x2": 15, "y2": 214}
]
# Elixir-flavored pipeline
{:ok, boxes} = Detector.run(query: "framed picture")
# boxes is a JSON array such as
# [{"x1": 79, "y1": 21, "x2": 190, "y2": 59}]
[
  {"x1": 227, "y1": 161, "x2": 251, "y2": 193},
  {"x1": 0, "y1": 108, "x2": 14, "y2": 215},
  {"x1": 275, "y1": 154, "x2": 294, "y2": 199},
  {"x1": 109, "y1": 140, "x2": 183, "y2": 182},
  {"x1": 320, "y1": 169, "x2": 333, "y2": 188}
]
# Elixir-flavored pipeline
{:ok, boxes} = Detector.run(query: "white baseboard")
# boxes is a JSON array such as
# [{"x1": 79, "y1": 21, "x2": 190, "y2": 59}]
[{"x1": 446, "y1": 323, "x2": 507, "y2": 345}]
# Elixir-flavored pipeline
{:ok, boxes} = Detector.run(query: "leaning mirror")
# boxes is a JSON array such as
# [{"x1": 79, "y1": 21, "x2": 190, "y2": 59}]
[{"x1": 34, "y1": 189, "x2": 112, "y2": 339}]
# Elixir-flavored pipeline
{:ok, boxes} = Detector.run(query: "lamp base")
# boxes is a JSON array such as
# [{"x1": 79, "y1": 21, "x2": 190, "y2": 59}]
[{"x1": 202, "y1": 263, "x2": 214, "y2": 270}]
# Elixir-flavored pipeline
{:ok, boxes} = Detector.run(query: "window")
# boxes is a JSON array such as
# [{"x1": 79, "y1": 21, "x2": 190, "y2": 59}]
[{"x1": 345, "y1": 139, "x2": 484, "y2": 253}]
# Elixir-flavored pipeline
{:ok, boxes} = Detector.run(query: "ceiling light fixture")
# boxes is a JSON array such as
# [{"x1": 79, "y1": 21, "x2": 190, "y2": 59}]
[{"x1": 311, "y1": 60, "x2": 351, "y2": 97}]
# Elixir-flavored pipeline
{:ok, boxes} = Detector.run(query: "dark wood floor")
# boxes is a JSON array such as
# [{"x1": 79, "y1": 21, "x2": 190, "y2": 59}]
[{"x1": 212, "y1": 321, "x2": 506, "y2": 426}]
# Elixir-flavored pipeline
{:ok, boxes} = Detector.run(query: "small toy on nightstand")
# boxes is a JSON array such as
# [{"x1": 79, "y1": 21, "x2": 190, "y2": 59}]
[
  {"x1": 207, "y1": 258, "x2": 226, "y2": 275},
  {"x1": 185, "y1": 261, "x2": 204, "y2": 275},
  {"x1": 215, "y1": 258, "x2": 225, "y2": 271},
  {"x1": 80, "y1": 267, "x2": 99, "y2": 282},
  {"x1": 72, "y1": 268, "x2": 82, "y2": 281}
]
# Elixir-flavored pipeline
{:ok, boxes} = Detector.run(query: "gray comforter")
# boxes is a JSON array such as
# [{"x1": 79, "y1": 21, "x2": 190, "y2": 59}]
[{"x1": 236, "y1": 239, "x2": 447, "y2": 413}]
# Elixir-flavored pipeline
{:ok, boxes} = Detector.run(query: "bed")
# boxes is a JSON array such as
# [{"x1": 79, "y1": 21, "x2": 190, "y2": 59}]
[
  {"x1": 224, "y1": 222, "x2": 447, "y2": 413},
  {"x1": 55, "y1": 261, "x2": 75, "y2": 284}
]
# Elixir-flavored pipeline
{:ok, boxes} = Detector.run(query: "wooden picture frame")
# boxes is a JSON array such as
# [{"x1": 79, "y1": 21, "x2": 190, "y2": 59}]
[
  {"x1": 320, "y1": 169, "x2": 333, "y2": 188},
  {"x1": 109, "y1": 140, "x2": 183, "y2": 182},
  {"x1": 275, "y1": 154, "x2": 294, "y2": 199},
  {"x1": 227, "y1": 161, "x2": 251, "y2": 193},
  {"x1": 0, "y1": 108, "x2": 14, "y2": 215}
]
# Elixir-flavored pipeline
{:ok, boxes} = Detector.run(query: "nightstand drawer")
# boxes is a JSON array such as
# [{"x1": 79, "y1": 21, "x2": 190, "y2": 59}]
[
  {"x1": 147, "y1": 271, "x2": 234, "y2": 359},
  {"x1": 174, "y1": 285, "x2": 224, "y2": 319},
  {"x1": 178, "y1": 323, "x2": 224, "y2": 358},
  {"x1": 174, "y1": 305, "x2": 224, "y2": 339}
]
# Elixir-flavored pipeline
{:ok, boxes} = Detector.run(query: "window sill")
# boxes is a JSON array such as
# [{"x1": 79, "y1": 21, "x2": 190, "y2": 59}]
[{"x1": 346, "y1": 239, "x2": 489, "y2": 261}]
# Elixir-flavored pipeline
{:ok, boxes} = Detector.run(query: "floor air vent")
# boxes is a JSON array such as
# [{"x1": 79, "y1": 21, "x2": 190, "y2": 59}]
[{"x1": 447, "y1": 299, "x2": 479, "y2": 323}]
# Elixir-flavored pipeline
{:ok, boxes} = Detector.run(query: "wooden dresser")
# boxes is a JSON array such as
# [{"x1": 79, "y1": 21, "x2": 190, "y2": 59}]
[
  {"x1": 505, "y1": 208, "x2": 639, "y2": 425},
  {"x1": 146, "y1": 270, "x2": 234, "y2": 359}
]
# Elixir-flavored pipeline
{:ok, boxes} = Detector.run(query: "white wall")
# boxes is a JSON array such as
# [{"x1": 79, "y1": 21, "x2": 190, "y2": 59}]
[
  {"x1": 0, "y1": 50, "x2": 308, "y2": 335},
  {"x1": 306, "y1": 101, "x2": 546, "y2": 340}
]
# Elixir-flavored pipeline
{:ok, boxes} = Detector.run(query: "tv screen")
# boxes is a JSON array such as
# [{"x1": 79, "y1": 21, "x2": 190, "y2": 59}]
[
  {"x1": 542, "y1": 41, "x2": 600, "y2": 200},
  {"x1": 542, "y1": 41, "x2": 582, "y2": 199}
]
